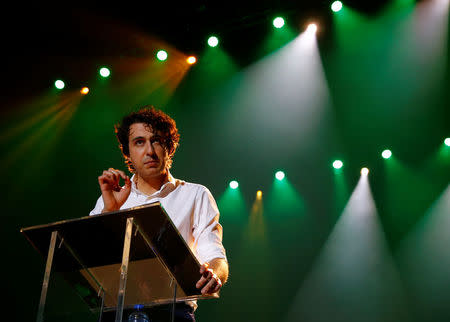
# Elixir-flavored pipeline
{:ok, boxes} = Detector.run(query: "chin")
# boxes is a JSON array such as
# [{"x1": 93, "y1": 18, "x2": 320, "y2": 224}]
[{"x1": 144, "y1": 169, "x2": 166, "y2": 177}]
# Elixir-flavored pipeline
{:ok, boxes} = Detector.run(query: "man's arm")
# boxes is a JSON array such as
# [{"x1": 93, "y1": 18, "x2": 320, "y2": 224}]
[
  {"x1": 193, "y1": 186, "x2": 229, "y2": 295},
  {"x1": 196, "y1": 258, "x2": 229, "y2": 295}
]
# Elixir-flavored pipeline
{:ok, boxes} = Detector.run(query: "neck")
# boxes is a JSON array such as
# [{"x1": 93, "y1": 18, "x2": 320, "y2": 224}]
[{"x1": 135, "y1": 171, "x2": 170, "y2": 196}]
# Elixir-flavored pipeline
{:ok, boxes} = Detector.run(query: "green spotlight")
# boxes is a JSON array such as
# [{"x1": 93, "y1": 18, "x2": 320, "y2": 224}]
[
  {"x1": 273, "y1": 17, "x2": 285, "y2": 29},
  {"x1": 331, "y1": 1, "x2": 343, "y2": 12},
  {"x1": 156, "y1": 50, "x2": 168, "y2": 61},
  {"x1": 207, "y1": 36, "x2": 219, "y2": 47},
  {"x1": 229, "y1": 180, "x2": 239, "y2": 189},
  {"x1": 333, "y1": 160, "x2": 343, "y2": 169},
  {"x1": 382, "y1": 149, "x2": 392, "y2": 159},
  {"x1": 445, "y1": 138, "x2": 450, "y2": 146},
  {"x1": 99, "y1": 67, "x2": 110, "y2": 78},
  {"x1": 275, "y1": 170, "x2": 285, "y2": 181},
  {"x1": 54, "y1": 80, "x2": 65, "y2": 89}
]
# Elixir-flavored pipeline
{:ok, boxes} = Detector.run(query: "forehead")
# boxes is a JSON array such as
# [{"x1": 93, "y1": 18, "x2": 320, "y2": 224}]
[{"x1": 128, "y1": 123, "x2": 158, "y2": 138}]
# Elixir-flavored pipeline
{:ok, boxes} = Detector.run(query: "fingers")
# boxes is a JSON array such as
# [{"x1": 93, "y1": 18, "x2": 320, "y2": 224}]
[
  {"x1": 196, "y1": 268, "x2": 211, "y2": 288},
  {"x1": 110, "y1": 168, "x2": 128, "y2": 181},
  {"x1": 196, "y1": 265, "x2": 222, "y2": 295},
  {"x1": 109, "y1": 169, "x2": 122, "y2": 191},
  {"x1": 203, "y1": 273, "x2": 222, "y2": 294},
  {"x1": 99, "y1": 171, "x2": 119, "y2": 191},
  {"x1": 202, "y1": 272, "x2": 221, "y2": 294},
  {"x1": 199, "y1": 262, "x2": 209, "y2": 274},
  {"x1": 196, "y1": 263, "x2": 210, "y2": 288},
  {"x1": 212, "y1": 278, "x2": 222, "y2": 293},
  {"x1": 98, "y1": 168, "x2": 129, "y2": 192}
]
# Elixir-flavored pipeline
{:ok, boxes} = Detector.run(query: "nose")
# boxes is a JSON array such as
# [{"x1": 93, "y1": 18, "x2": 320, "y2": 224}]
[{"x1": 144, "y1": 140, "x2": 157, "y2": 156}]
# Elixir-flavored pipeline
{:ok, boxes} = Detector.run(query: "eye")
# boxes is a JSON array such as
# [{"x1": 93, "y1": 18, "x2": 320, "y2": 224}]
[
  {"x1": 135, "y1": 139, "x2": 145, "y2": 145},
  {"x1": 151, "y1": 137, "x2": 162, "y2": 145}
]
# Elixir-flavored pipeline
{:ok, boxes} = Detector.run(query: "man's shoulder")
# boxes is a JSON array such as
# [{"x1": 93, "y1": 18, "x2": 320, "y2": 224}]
[{"x1": 174, "y1": 178, "x2": 212, "y2": 195}]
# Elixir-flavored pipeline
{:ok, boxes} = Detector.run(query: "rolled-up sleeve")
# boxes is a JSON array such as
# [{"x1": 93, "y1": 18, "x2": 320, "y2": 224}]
[{"x1": 192, "y1": 186, "x2": 227, "y2": 264}]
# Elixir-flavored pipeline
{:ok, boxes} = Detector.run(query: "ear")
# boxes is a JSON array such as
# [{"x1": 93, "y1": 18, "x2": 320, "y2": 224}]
[{"x1": 125, "y1": 156, "x2": 135, "y2": 173}]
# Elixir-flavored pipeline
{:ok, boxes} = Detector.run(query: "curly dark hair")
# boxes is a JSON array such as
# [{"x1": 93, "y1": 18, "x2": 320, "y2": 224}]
[{"x1": 115, "y1": 106, "x2": 180, "y2": 172}]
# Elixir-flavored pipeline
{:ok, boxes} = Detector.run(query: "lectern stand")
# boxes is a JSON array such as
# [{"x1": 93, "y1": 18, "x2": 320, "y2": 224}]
[{"x1": 21, "y1": 202, "x2": 217, "y2": 322}]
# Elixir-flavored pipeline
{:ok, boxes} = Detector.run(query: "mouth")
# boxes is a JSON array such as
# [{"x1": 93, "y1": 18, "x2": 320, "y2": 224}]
[{"x1": 144, "y1": 160, "x2": 159, "y2": 165}]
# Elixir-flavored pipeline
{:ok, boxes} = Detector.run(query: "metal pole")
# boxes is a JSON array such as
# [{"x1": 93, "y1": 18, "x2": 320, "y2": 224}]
[
  {"x1": 98, "y1": 288, "x2": 105, "y2": 322},
  {"x1": 36, "y1": 230, "x2": 58, "y2": 322},
  {"x1": 115, "y1": 217, "x2": 134, "y2": 322},
  {"x1": 171, "y1": 281, "x2": 177, "y2": 322}
]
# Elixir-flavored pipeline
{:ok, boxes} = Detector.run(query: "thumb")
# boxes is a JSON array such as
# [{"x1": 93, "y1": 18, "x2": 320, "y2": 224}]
[
  {"x1": 115, "y1": 176, "x2": 132, "y2": 205},
  {"x1": 124, "y1": 176, "x2": 132, "y2": 190},
  {"x1": 122, "y1": 176, "x2": 132, "y2": 196}
]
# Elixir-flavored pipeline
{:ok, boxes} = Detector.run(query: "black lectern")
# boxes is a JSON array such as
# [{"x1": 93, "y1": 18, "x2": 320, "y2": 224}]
[{"x1": 21, "y1": 202, "x2": 217, "y2": 322}]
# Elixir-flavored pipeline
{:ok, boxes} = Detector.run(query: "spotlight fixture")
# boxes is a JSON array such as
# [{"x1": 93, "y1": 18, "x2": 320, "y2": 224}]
[
  {"x1": 331, "y1": 1, "x2": 343, "y2": 12},
  {"x1": 306, "y1": 23, "x2": 318, "y2": 34},
  {"x1": 275, "y1": 171, "x2": 285, "y2": 181},
  {"x1": 382, "y1": 149, "x2": 392, "y2": 159},
  {"x1": 156, "y1": 50, "x2": 168, "y2": 61},
  {"x1": 80, "y1": 87, "x2": 89, "y2": 95},
  {"x1": 229, "y1": 180, "x2": 239, "y2": 189},
  {"x1": 99, "y1": 67, "x2": 111, "y2": 78},
  {"x1": 256, "y1": 190, "x2": 263, "y2": 199},
  {"x1": 361, "y1": 167, "x2": 369, "y2": 176},
  {"x1": 445, "y1": 138, "x2": 450, "y2": 146},
  {"x1": 54, "y1": 80, "x2": 65, "y2": 89},
  {"x1": 273, "y1": 17, "x2": 285, "y2": 28},
  {"x1": 207, "y1": 36, "x2": 219, "y2": 47},
  {"x1": 186, "y1": 56, "x2": 197, "y2": 64},
  {"x1": 333, "y1": 160, "x2": 343, "y2": 169}
]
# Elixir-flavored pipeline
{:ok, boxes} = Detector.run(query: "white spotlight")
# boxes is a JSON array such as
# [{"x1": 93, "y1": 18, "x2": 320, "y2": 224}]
[
  {"x1": 361, "y1": 168, "x2": 369, "y2": 176},
  {"x1": 229, "y1": 180, "x2": 239, "y2": 189},
  {"x1": 275, "y1": 171, "x2": 285, "y2": 181},
  {"x1": 306, "y1": 23, "x2": 318, "y2": 34}
]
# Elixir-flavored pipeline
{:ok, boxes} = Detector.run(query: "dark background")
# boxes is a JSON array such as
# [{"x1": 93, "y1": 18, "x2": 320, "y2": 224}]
[{"x1": 1, "y1": 1, "x2": 449, "y2": 321}]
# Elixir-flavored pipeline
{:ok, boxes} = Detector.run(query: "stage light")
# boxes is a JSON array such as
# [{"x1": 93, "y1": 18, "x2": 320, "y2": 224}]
[
  {"x1": 361, "y1": 167, "x2": 369, "y2": 176},
  {"x1": 156, "y1": 50, "x2": 168, "y2": 61},
  {"x1": 275, "y1": 171, "x2": 285, "y2": 181},
  {"x1": 229, "y1": 180, "x2": 239, "y2": 189},
  {"x1": 99, "y1": 67, "x2": 110, "y2": 78},
  {"x1": 382, "y1": 149, "x2": 392, "y2": 159},
  {"x1": 208, "y1": 36, "x2": 219, "y2": 47},
  {"x1": 331, "y1": 1, "x2": 343, "y2": 12},
  {"x1": 273, "y1": 17, "x2": 285, "y2": 29},
  {"x1": 256, "y1": 190, "x2": 263, "y2": 199},
  {"x1": 187, "y1": 56, "x2": 197, "y2": 64},
  {"x1": 445, "y1": 138, "x2": 450, "y2": 146},
  {"x1": 80, "y1": 87, "x2": 89, "y2": 95},
  {"x1": 333, "y1": 160, "x2": 343, "y2": 169},
  {"x1": 306, "y1": 23, "x2": 318, "y2": 34},
  {"x1": 54, "y1": 80, "x2": 65, "y2": 89}
]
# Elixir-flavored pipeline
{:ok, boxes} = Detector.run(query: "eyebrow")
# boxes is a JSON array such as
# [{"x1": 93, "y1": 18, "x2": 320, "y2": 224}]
[
  {"x1": 131, "y1": 136, "x2": 146, "y2": 142},
  {"x1": 131, "y1": 134, "x2": 162, "y2": 142}
]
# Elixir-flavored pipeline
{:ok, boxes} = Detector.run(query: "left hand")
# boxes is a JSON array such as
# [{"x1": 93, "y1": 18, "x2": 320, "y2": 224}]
[{"x1": 196, "y1": 262, "x2": 222, "y2": 295}]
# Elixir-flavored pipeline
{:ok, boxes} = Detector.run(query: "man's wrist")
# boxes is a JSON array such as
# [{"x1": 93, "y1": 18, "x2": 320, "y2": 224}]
[{"x1": 207, "y1": 258, "x2": 229, "y2": 285}]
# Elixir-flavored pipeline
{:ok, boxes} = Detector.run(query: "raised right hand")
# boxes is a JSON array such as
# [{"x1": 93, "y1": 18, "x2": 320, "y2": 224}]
[{"x1": 98, "y1": 168, "x2": 132, "y2": 213}]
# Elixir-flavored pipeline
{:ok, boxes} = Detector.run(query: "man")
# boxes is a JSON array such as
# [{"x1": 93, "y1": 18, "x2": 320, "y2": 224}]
[{"x1": 90, "y1": 106, "x2": 228, "y2": 321}]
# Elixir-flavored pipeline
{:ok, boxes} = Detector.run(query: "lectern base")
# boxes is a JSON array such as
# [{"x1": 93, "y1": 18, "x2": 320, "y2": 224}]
[{"x1": 100, "y1": 303, "x2": 195, "y2": 322}]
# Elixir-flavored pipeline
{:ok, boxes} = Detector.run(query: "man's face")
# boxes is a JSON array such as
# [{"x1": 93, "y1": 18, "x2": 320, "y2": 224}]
[{"x1": 128, "y1": 122, "x2": 169, "y2": 179}]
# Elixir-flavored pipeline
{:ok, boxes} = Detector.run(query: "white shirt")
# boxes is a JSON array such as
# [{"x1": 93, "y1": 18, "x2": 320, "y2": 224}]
[{"x1": 89, "y1": 173, "x2": 227, "y2": 265}]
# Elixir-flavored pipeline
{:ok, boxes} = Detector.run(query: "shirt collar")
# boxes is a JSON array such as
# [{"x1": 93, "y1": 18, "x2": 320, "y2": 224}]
[{"x1": 130, "y1": 171, "x2": 177, "y2": 197}]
